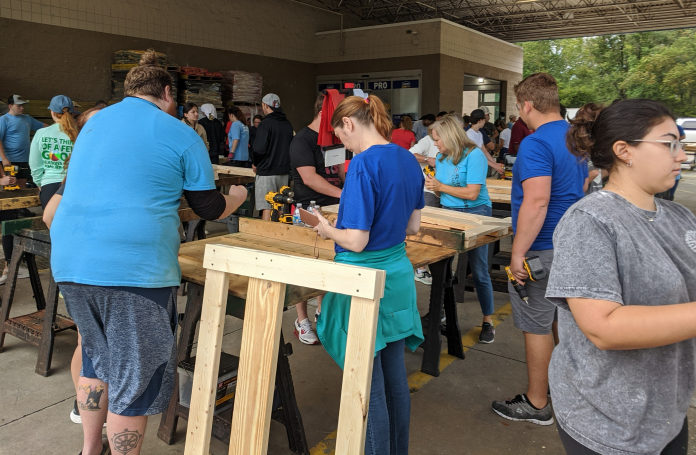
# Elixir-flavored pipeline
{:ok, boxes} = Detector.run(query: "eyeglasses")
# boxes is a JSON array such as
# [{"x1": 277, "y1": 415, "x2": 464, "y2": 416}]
[{"x1": 626, "y1": 139, "x2": 684, "y2": 157}]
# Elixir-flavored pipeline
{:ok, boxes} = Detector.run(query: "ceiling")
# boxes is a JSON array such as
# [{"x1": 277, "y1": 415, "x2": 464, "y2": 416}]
[{"x1": 303, "y1": 0, "x2": 696, "y2": 42}]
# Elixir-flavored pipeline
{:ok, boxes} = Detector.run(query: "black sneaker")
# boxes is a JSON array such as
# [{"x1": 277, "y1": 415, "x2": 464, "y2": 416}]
[
  {"x1": 492, "y1": 394, "x2": 554, "y2": 426},
  {"x1": 79, "y1": 443, "x2": 110, "y2": 455},
  {"x1": 479, "y1": 322, "x2": 495, "y2": 343},
  {"x1": 70, "y1": 399, "x2": 81, "y2": 424}
]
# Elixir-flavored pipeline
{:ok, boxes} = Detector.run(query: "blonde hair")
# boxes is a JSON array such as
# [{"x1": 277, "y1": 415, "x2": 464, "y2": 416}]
[
  {"x1": 331, "y1": 95, "x2": 393, "y2": 141},
  {"x1": 431, "y1": 115, "x2": 477, "y2": 165}
]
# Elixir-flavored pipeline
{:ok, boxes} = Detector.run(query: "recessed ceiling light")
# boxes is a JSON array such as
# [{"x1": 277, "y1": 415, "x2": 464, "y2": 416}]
[{"x1": 478, "y1": 77, "x2": 484, "y2": 83}]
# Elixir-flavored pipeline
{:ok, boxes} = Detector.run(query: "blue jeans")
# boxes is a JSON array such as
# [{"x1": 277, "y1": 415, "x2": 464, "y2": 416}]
[
  {"x1": 365, "y1": 339, "x2": 410, "y2": 455},
  {"x1": 443, "y1": 204, "x2": 495, "y2": 317}
]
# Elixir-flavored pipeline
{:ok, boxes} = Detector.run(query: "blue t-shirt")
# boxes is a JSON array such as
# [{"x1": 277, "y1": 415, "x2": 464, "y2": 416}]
[
  {"x1": 51, "y1": 97, "x2": 215, "y2": 287},
  {"x1": 435, "y1": 148, "x2": 491, "y2": 209},
  {"x1": 335, "y1": 143, "x2": 425, "y2": 253},
  {"x1": 511, "y1": 120, "x2": 588, "y2": 251},
  {"x1": 0, "y1": 114, "x2": 44, "y2": 162},
  {"x1": 228, "y1": 120, "x2": 250, "y2": 162}
]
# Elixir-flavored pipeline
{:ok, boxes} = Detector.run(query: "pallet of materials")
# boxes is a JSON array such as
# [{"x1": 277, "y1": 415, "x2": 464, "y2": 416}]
[
  {"x1": 114, "y1": 50, "x2": 167, "y2": 65},
  {"x1": 178, "y1": 80, "x2": 222, "y2": 107},
  {"x1": 221, "y1": 71, "x2": 262, "y2": 105}
]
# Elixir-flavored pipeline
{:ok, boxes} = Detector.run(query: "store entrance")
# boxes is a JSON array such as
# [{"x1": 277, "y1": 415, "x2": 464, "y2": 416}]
[{"x1": 462, "y1": 75, "x2": 502, "y2": 121}]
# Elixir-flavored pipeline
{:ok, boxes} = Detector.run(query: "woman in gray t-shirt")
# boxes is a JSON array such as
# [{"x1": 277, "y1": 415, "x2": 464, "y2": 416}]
[{"x1": 546, "y1": 99, "x2": 696, "y2": 455}]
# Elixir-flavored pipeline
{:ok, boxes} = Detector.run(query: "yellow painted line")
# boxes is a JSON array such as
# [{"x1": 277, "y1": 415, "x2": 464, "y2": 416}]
[{"x1": 309, "y1": 302, "x2": 513, "y2": 455}]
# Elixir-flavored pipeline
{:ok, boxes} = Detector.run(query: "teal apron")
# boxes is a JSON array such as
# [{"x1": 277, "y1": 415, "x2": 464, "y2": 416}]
[{"x1": 317, "y1": 242, "x2": 424, "y2": 369}]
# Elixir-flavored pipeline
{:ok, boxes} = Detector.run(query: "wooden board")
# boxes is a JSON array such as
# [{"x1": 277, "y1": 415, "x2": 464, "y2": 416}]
[
  {"x1": 0, "y1": 189, "x2": 40, "y2": 210},
  {"x1": 214, "y1": 174, "x2": 255, "y2": 187},
  {"x1": 1, "y1": 217, "x2": 47, "y2": 236},
  {"x1": 212, "y1": 164, "x2": 256, "y2": 178}
]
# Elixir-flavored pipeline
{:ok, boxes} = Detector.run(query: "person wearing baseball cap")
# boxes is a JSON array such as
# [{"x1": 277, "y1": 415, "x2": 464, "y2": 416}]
[
  {"x1": 29, "y1": 95, "x2": 79, "y2": 209},
  {"x1": 252, "y1": 93, "x2": 294, "y2": 220},
  {"x1": 0, "y1": 95, "x2": 47, "y2": 192}
]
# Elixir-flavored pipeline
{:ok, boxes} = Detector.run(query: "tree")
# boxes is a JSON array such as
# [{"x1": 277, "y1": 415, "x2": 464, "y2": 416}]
[{"x1": 517, "y1": 29, "x2": 696, "y2": 116}]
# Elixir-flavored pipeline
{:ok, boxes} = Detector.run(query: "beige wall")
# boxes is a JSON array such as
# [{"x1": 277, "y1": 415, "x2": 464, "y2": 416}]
[{"x1": 0, "y1": 0, "x2": 365, "y2": 64}]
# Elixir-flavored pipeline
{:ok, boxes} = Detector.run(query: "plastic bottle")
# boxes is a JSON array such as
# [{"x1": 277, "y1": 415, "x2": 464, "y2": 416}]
[
  {"x1": 308, "y1": 201, "x2": 317, "y2": 214},
  {"x1": 293, "y1": 203, "x2": 303, "y2": 226}
]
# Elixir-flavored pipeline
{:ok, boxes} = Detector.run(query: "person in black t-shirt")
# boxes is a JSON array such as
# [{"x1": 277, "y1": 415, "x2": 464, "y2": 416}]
[{"x1": 289, "y1": 93, "x2": 344, "y2": 345}]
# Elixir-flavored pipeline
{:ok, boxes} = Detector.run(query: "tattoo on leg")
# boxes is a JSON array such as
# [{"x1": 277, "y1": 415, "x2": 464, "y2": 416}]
[
  {"x1": 111, "y1": 429, "x2": 142, "y2": 454},
  {"x1": 77, "y1": 384, "x2": 105, "y2": 411}
]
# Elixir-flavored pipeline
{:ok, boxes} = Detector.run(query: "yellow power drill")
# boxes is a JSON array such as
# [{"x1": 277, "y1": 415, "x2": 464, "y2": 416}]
[
  {"x1": 423, "y1": 164, "x2": 435, "y2": 178},
  {"x1": 3, "y1": 165, "x2": 20, "y2": 191},
  {"x1": 505, "y1": 256, "x2": 547, "y2": 304},
  {"x1": 265, "y1": 186, "x2": 294, "y2": 224}
]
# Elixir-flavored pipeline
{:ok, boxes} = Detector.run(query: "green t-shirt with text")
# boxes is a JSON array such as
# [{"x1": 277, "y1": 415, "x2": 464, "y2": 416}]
[{"x1": 29, "y1": 123, "x2": 73, "y2": 187}]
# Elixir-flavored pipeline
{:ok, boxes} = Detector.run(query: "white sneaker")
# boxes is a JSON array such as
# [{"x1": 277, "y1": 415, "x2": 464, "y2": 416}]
[
  {"x1": 0, "y1": 270, "x2": 7, "y2": 285},
  {"x1": 294, "y1": 318, "x2": 319, "y2": 345},
  {"x1": 415, "y1": 270, "x2": 433, "y2": 285},
  {"x1": 16, "y1": 266, "x2": 30, "y2": 279}
]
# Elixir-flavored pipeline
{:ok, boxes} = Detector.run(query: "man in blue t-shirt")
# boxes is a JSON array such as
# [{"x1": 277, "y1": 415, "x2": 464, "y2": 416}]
[
  {"x1": 0, "y1": 95, "x2": 47, "y2": 190},
  {"x1": 492, "y1": 73, "x2": 588, "y2": 426},
  {"x1": 49, "y1": 55, "x2": 247, "y2": 455}
]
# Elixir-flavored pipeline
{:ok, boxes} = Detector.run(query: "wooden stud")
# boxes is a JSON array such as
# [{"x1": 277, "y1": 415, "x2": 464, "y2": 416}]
[
  {"x1": 203, "y1": 245, "x2": 383, "y2": 300},
  {"x1": 183, "y1": 269, "x2": 230, "y2": 455},
  {"x1": 228, "y1": 277, "x2": 287, "y2": 455},
  {"x1": 238, "y1": 218, "x2": 334, "y2": 250},
  {"x1": 335, "y1": 293, "x2": 383, "y2": 454}
]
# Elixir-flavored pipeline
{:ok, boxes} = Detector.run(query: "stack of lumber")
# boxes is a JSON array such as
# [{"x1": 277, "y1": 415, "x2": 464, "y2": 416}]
[
  {"x1": 113, "y1": 50, "x2": 167, "y2": 66},
  {"x1": 178, "y1": 80, "x2": 222, "y2": 107},
  {"x1": 321, "y1": 205, "x2": 511, "y2": 249},
  {"x1": 485, "y1": 178, "x2": 512, "y2": 203},
  {"x1": 221, "y1": 71, "x2": 263, "y2": 105}
]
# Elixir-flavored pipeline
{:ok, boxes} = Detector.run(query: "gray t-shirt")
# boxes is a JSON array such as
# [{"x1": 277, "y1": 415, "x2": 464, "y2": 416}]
[{"x1": 546, "y1": 190, "x2": 696, "y2": 455}]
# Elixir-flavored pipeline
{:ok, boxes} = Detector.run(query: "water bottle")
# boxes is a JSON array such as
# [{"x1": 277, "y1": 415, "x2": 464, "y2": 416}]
[
  {"x1": 293, "y1": 203, "x2": 303, "y2": 226},
  {"x1": 308, "y1": 201, "x2": 317, "y2": 214}
]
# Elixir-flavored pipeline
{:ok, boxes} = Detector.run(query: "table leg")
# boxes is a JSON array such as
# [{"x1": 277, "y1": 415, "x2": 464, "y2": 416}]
[
  {"x1": 26, "y1": 253, "x2": 46, "y2": 311},
  {"x1": 0, "y1": 236, "x2": 25, "y2": 352},
  {"x1": 157, "y1": 283, "x2": 205, "y2": 445},
  {"x1": 420, "y1": 258, "x2": 449, "y2": 376},
  {"x1": 443, "y1": 260, "x2": 464, "y2": 359},
  {"x1": 453, "y1": 252, "x2": 469, "y2": 304},
  {"x1": 35, "y1": 277, "x2": 59, "y2": 376},
  {"x1": 275, "y1": 330, "x2": 309, "y2": 455}
]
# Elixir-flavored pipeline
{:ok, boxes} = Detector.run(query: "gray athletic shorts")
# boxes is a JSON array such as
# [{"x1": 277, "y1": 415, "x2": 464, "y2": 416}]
[
  {"x1": 61, "y1": 284, "x2": 178, "y2": 416},
  {"x1": 509, "y1": 249, "x2": 557, "y2": 335},
  {"x1": 255, "y1": 174, "x2": 290, "y2": 211},
  {"x1": 424, "y1": 192, "x2": 440, "y2": 207}
]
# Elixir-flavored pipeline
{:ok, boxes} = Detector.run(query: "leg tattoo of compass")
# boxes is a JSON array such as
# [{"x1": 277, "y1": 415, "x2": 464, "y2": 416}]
[{"x1": 112, "y1": 429, "x2": 142, "y2": 454}]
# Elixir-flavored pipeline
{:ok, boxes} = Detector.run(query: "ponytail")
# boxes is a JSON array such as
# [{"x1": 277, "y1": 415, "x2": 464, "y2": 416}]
[
  {"x1": 331, "y1": 94, "x2": 392, "y2": 141},
  {"x1": 566, "y1": 99, "x2": 673, "y2": 172},
  {"x1": 55, "y1": 108, "x2": 79, "y2": 143}
]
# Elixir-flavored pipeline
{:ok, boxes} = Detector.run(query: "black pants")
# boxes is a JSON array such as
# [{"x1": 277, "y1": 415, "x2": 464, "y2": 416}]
[
  {"x1": 39, "y1": 182, "x2": 62, "y2": 209},
  {"x1": 558, "y1": 418, "x2": 688, "y2": 455},
  {"x1": 0, "y1": 209, "x2": 18, "y2": 265}
]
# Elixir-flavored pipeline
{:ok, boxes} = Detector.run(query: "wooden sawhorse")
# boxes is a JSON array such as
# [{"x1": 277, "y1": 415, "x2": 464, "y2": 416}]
[
  {"x1": 157, "y1": 282, "x2": 309, "y2": 454},
  {"x1": 0, "y1": 227, "x2": 72, "y2": 376},
  {"x1": 182, "y1": 245, "x2": 385, "y2": 455}
]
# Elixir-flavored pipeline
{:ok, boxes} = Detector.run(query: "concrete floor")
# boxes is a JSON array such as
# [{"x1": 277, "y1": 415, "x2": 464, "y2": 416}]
[{"x1": 0, "y1": 171, "x2": 695, "y2": 455}]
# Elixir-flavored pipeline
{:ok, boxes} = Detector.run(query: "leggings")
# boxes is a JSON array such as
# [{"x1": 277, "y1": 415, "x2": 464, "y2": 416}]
[
  {"x1": 558, "y1": 418, "x2": 688, "y2": 455},
  {"x1": 0, "y1": 209, "x2": 18, "y2": 265},
  {"x1": 39, "y1": 182, "x2": 62, "y2": 209}
]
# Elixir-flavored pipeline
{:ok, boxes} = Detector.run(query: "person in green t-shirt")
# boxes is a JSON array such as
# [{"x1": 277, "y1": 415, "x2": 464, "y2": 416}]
[{"x1": 29, "y1": 95, "x2": 78, "y2": 208}]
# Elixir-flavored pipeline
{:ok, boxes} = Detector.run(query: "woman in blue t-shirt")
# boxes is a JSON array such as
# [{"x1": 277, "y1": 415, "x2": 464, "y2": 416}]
[
  {"x1": 425, "y1": 115, "x2": 496, "y2": 343},
  {"x1": 313, "y1": 95, "x2": 425, "y2": 455}
]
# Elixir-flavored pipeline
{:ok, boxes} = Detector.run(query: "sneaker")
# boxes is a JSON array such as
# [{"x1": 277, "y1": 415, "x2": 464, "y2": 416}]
[
  {"x1": 414, "y1": 270, "x2": 432, "y2": 285},
  {"x1": 294, "y1": 318, "x2": 319, "y2": 345},
  {"x1": 70, "y1": 399, "x2": 107, "y2": 427},
  {"x1": 0, "y1": 269, "x2": 7, "y2": 286},
  {"x1": 70, "y1": 399, "x2": 81, "y2": 424},
  {"x1": 79, "y1": 443, "x2": 110, "y2": 455},
  {"x1": 492, "y1": 394, "x2": 554, "y2": 426},
  {"x1": 16, "y1": 266, "x2": 29, "y2": 279},
  {"x1": 479, "y1": 322, "x2": 495, "y2": 343}
]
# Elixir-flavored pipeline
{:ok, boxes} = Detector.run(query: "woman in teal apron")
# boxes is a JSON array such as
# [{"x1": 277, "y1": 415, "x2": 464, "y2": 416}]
[{"x1": 314, "y1": 94, "x2": 425, "y2": 455}]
